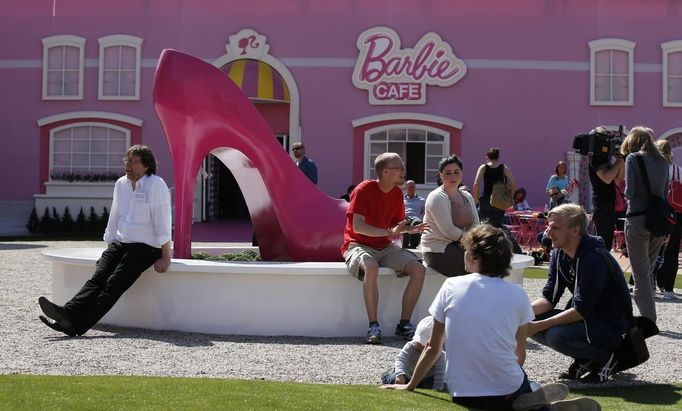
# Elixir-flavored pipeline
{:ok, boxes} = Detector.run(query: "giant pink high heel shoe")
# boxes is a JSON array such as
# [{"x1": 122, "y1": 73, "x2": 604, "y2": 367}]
[{"x1": 153, "y1": 49, "x2": 348, "y2": 261}]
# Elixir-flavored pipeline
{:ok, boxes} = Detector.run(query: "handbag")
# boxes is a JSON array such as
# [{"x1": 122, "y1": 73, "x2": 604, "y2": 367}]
[
  {"x1": 667, "y1": 165, "x2": 682, "y2": 212},
  {"x1": 490, "y1": 176, "x2": 513, "y2": 210},
  {"x1": 594, "y1": 248, "x2": 658, "y2": 372}
]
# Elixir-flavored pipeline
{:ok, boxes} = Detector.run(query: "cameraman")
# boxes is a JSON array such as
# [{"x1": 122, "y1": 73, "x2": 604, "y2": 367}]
[{"x1": 588, "y1": 126, "x2": 625, "y2": 252}]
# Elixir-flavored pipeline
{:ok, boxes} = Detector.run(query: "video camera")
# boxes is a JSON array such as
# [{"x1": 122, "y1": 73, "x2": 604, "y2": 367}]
[{"x1": 572, "y1": 126, "x2": 625, "y2": 164}]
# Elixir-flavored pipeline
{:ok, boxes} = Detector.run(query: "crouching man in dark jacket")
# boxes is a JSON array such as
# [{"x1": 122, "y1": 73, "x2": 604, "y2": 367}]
[{"x1": 528, "y1": 204, "x2": 630, "y2": 383}]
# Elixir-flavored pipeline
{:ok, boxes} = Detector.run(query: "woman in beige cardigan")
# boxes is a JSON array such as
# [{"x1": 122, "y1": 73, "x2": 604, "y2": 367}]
[{"x1": 420, "y1": 155, "x2": 480, "y2": 277}]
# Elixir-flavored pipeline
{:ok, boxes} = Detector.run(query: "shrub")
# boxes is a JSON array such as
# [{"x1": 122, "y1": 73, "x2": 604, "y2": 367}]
[
  {"x1": 192, "y1": 250, "x2": 261, "y2": 261},
  {"x1": 75, "y1": 207, "x2": 87, "y2": 233},
  {"x1": 61, "y1": 207, "x2": 74, "y2": 233},
  {"x1": 26, "y1": 207, "x2": 40, "y2": 233}
]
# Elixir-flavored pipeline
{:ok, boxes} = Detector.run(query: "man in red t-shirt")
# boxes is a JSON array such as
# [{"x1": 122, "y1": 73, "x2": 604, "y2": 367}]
[{"x1": 341, "y1": 153, "x2": 429, "y2": 344}]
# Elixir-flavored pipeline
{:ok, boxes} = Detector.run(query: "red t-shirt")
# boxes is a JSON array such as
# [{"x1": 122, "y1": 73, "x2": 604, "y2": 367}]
[{"x1": 340, "y1": 179, "x2": 406, "y2": 254}]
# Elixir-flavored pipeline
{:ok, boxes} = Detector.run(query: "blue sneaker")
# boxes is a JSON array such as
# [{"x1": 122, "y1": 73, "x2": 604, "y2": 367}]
[
  {"x1": 367, "y1": 324, "x2": 382, "y2": 344},
  {"x1": 395, "y1": 322, "x2": 415, "y2": 339}
]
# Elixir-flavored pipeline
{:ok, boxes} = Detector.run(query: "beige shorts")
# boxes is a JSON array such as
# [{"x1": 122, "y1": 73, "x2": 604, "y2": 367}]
[{"x1": 343, "y1": 242, "x2": 420, "y2": 281}]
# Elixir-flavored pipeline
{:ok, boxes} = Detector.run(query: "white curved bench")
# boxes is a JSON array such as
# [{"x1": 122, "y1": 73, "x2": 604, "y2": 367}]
[{"x1": 43, "y1": 247, "x2": 534, "y2": 337}]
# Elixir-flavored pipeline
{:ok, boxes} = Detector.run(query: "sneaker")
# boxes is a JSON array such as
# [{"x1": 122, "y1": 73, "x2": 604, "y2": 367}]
[
  {"x1": 662, "y1": 291, "x2": 677, "y2": 300},
  {"x1": 579, "y1": 354, "x2": 618, "y2": 384},
  {"x1": 394, "y1": 322, "x2": 415, "y2": 339},
  {"x1": 366, "y1": 324, "x2": 382, "y2": 344},
  {"x1": 559, "y1": 359, "x2": 593, "y2": 380},
  {"x1": 548, "y1": 397, "x2": 601, "y2": 410},
  {"x1": 512, "y1": 383, "x2": 569, "y2": 410}
]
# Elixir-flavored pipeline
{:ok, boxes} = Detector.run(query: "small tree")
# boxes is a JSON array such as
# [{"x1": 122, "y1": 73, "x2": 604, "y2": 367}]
[
  {"x1": 87, "y1": 206, "x2": 99, "y2": 233},
  {"x1": 61, "y1": 207, "x2": 74, "y2": 233},
  {"x1": 75, "y1": 207, "x2": 88, "y2": 233},
  {"x1": 26, "y1": 207, "x2": 40, "y2": 233},
  {"x1": 39, "y1": 208, "x2": 51, "y2": 233},
  {"x1": 99, "y1": 207, "x2": 109, "y2": 233},
  {"x1": 51, "y1": 207, "x2": 61, "y2": 233}
]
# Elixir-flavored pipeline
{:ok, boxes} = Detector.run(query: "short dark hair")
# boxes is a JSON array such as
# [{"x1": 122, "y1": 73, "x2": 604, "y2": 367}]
[
  {"x1": 126, "y1": 144, "x2": 157, "y2": 175},
  {"x1": 486, "y1": 147, "x2": 500, "y2": 160},
  {"x1": 460, "y1": 224, "x2": 512, "y2": 278},
  {"x1": 438, "y1": 154, "x2": 463, "y2": 172}
]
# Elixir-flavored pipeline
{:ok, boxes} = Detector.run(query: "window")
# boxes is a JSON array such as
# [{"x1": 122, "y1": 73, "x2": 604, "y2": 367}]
[
  {"x1": 42, "y1": 35, "x2": 86, "y2": 100},
  {"x1": 589, "y1": 38, "x2": 635, "y2": 106},
  {"x1": 662, "y1": 40, "x2": 682, "y2": 107},
  {"x1": 98, "y1": 35, "x2": 143, "y2": 100},
  {"x1": 364, "y1": 125, "x2": 449, "y2": 185},
  {"x1": 50, "y1": 123, "x2": 130, "y2": 179}
]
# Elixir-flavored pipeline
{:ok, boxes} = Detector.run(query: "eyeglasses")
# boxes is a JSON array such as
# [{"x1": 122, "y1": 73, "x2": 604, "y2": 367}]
[
  {"x1": 550, "y1": 192, "x2": 561, "y2": 197},
  {"x1": 123, "y1": 157, "x2": 142, "y2": 165}
]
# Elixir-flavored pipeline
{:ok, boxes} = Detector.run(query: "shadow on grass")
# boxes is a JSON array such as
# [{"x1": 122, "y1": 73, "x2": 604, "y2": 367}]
[{"x1": 575, "y1": 384, "x2": 682, "y2": 406}]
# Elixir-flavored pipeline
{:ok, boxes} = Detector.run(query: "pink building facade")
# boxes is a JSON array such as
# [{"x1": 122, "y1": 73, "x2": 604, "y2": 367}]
[{"x1": 2, "y1": 0, "x2": 682, "y2": 233}]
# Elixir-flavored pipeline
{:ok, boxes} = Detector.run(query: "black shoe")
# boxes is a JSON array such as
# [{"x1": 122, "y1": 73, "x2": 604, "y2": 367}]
[
  {"x1": 559, "y1": 359, "x2": 593, "y2": 380},
  {"x1": 39, "y1": 315, "x2": 77, "y2": 337},
  {"x1": 38, "y1": 296, "x2": 73, "y2": 329},
  {"x1": 579, "y1": 354, "x2": 618, "y2": 384}
]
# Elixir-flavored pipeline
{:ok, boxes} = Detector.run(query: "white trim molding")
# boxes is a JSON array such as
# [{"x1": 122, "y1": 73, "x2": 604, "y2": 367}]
[
  {"x1": 42, "y1": 34, "x2": 86, "y2": 100},
  {"x1": 660, "y1": 127, "x2": 682, "y2": 140},
  {"x1": 37, "y1": 111, "x2": 143, "y2": 127},
  {"x1": 662, "y1": 40, "x2": 682, "y2": 107},
  {"x1": 214, "y1": 28, "x2": 301, "y2": 148},
  {"x1": 588, "y1": 38, "x2": 636, "y2": 106},
  {"x1": 97, "y1": 34, "x2": 144, "y2": 101},
  {"x1": 352, "y1": 113, "x2": 463, "y2": 129}
]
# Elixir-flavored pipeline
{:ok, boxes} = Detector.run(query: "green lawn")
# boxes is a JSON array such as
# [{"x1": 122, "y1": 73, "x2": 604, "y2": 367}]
[{"x1": 0, "y1": 375, "x2": 680, "y2": 410}]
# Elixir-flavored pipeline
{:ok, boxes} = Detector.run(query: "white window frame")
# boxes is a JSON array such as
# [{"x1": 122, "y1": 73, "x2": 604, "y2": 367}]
[
  {"x1": 363, "y1": 123, "x2": 450, "y2": 188},
  {"x1": 49, "y1": 122, "x2": 131, "y2": 179},
  {"x1": 98, "y1": 34, "x2": 143, "y2": 100},
  {"x1": 589, "y1": 38, "x2": 635, "y2": 106},
  {"x1": 42, "y1": 35, "x2": 86, "y2": 100},
  {"x1": 662, "y1": 40, "x2": 682, "y2": 107}
]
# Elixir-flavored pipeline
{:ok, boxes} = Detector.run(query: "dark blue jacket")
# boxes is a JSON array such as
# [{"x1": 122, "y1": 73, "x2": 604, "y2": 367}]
[
  {"x1": 542, "y1": 235, "x2": 631, "y2": 345},
  {"x1": 298, "y1": 156, "x2": 318, "y2": 184}
]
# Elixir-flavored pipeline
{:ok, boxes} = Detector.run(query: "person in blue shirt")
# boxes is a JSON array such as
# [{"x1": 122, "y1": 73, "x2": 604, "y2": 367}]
[{"x1": 292, "y1": 142, "x2": 318, "y2": 184}]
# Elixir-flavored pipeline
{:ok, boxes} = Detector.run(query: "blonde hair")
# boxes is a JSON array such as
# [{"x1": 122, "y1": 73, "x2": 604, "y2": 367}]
[
  {"x1": 547, "y1": 204, "x2": 588, "y2": 236},
  {"x1": 620, "y1": 126, "x2": 666, "y2": 162},
  {"x1": 655, "y1": 139, "x2": 672, "y2": 164}
]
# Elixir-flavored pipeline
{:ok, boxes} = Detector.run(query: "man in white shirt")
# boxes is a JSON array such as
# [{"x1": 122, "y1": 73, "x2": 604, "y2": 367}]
[{"x1": 38, "y1": 145, "x2": 172, "y2": 336}]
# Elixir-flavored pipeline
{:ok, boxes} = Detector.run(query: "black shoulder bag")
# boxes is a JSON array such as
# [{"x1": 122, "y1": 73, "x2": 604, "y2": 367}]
[{"x1": 594, "y1": 248, "x2": 658, "y2": 372}]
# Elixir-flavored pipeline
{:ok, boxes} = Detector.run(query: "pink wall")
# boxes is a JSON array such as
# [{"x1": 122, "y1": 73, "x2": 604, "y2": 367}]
[{"x1": 1, "y1": 0, "x2": 681, "y2": 207}]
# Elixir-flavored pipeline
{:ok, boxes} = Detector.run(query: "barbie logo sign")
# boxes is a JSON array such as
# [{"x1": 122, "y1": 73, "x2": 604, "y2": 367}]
[{"x1": 352, "y1": 27, "x2": 467, "y2": 105}]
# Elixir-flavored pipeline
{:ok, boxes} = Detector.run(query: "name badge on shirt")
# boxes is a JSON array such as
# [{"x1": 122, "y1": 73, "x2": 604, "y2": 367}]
[{"x1": 133, "y1": 192, "x2": 150, "y2": 223}]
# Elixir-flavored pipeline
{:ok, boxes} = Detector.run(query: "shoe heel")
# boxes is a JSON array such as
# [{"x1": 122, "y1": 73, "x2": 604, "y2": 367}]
[{"x1": 153, "y1": 50, "x2": 348, "y2": 261}]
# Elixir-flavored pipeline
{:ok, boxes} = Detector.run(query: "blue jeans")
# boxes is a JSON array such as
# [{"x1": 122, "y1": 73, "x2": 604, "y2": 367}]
[
  {"x1": 531, "y1": 320, "x2": 620, "y2": 365},
  {"x1": 479, "y1": 195, "x2": 505, "y2": 228}
]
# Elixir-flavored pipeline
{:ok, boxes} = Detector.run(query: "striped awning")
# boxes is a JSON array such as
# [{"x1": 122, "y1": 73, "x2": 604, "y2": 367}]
[{"x1": 222, "y1": 59, "x2": 290, "y2": 103}]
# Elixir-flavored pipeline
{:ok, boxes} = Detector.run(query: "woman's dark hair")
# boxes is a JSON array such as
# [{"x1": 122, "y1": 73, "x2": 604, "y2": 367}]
[
  {"x1": 486, "y1": 147, "x2": 500, "y2": 160},
  {"x1": 513, "y1": 188, "x2": 526, "y2": 201},
  {"x1": 438, "y1": 154, "x2": 463, "y2": 172},
  {"x1": 126, "y1": 144, "x2": 157, "y2": 175},
  {"x1": 554, "y1": 161, "x2": 566, "y2": 175},
  {"x1": 460, "y1": 224, "x2": 512, "y2": 278}
]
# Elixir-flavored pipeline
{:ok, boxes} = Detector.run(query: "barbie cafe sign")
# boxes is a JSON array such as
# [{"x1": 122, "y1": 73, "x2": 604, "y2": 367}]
[{"x1": 352, "y1": 27, "x2": 467, "y2": 105}]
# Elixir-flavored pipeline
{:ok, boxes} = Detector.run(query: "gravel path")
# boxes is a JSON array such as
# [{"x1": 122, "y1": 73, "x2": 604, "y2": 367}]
[{"x1": 1, "y1": 240, "x2": 680, "y2": 388}]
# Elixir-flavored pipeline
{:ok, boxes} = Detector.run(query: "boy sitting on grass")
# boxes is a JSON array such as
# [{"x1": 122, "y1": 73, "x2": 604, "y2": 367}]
[{"x1": 381, "y1": 316, "x2": 446, "y2": 391}]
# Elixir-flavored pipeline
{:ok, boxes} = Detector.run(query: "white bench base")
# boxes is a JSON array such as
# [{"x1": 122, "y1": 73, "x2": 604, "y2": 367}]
[{"x1": 43, "y1": 247, "x2": 533, "y2": 337}]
